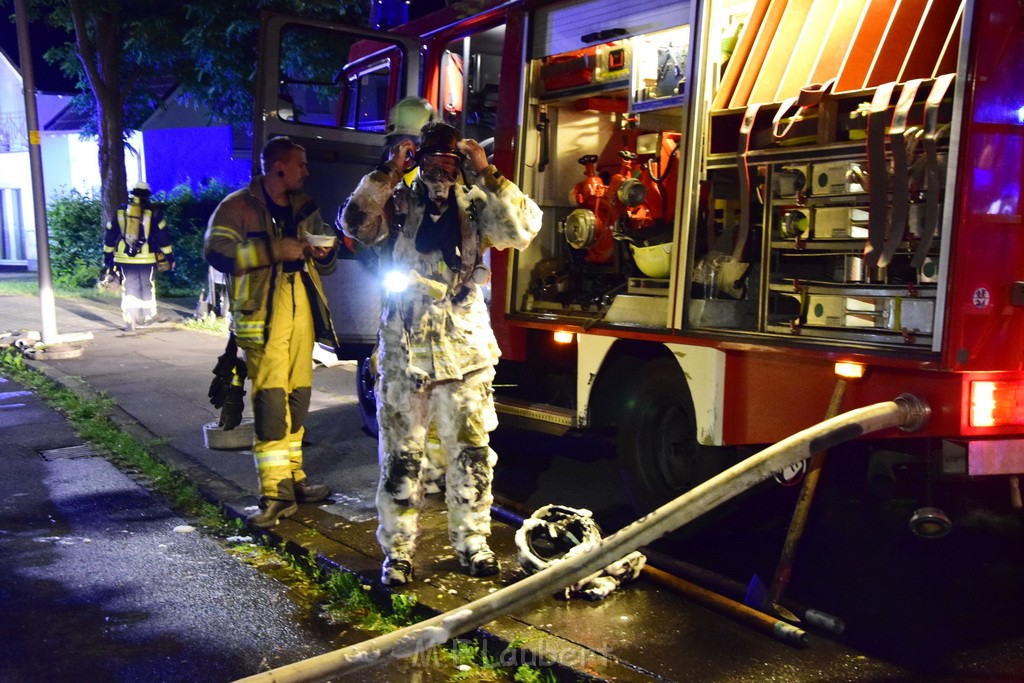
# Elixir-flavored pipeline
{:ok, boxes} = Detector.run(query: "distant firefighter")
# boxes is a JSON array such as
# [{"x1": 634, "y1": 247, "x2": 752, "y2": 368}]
[{"x1": 101, "y1": 181, "x2": 175, "y2": 332}]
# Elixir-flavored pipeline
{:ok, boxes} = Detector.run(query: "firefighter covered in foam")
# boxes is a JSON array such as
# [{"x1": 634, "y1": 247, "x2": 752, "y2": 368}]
[{"x1": 339, "y1": 121, "x2": 542, "y2": 586}]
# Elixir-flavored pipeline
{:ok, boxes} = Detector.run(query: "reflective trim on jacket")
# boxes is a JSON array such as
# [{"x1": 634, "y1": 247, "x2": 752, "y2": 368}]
[
  {"x1": 203, "y1": 176, "x2": 340, "y2": 351},
  {"x1": 104, "y1": 201, "x2": 172, "y2": 265}
]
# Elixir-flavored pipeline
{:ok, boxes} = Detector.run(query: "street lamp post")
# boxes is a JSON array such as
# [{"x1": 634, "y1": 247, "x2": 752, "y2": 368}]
[{"x1": 15, "y1": 0, "x2": 58, "y2": 345}]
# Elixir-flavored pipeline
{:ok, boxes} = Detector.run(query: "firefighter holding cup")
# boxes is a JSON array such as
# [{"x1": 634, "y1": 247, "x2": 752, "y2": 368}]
[{"x1": 205, "y1": 136, "x2": 341, "y2": 528}]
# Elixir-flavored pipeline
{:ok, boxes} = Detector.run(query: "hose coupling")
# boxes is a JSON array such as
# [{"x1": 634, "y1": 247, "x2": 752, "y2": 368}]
[{"x1": 894, "y1": 393, "x2": 931, "y2": 432}]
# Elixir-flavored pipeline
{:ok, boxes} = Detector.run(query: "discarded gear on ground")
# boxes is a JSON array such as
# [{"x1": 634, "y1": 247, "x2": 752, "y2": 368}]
[{"x1": 515, "y1": 503, "x2": 646, "y2": 600}]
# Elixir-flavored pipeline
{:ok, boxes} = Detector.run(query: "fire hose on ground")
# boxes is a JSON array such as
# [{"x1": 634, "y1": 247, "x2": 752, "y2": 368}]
[{"x1": 236, "y1": 394, "x2": 930, "y2": 683}]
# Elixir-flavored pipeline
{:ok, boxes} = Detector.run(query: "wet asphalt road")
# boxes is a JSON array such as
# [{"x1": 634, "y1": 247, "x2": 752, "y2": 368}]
[{"x1": 0, "y1": 375, "x2": 341, "y2": 681}]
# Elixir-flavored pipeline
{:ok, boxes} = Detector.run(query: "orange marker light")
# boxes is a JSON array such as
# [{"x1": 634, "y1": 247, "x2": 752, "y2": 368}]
[
  {"x1": 834, "y1": 361, "x2": 865, "y2": 379},
  {"x1": 553, "y1": 331, "x2": 574, "y2": 344}
]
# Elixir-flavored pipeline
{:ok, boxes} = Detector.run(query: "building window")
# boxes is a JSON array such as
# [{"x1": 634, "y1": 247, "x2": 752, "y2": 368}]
[
  {"x1": 0, "y1": 188, "x2": 25, "y2": 262},
  {"x1": 0, "y1": 114, "x2": 28, "y2": 153}
]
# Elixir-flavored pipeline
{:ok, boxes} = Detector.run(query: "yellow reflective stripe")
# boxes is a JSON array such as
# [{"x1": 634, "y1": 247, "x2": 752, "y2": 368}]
[
  {"x1": 208, "y1": 225, "x2": 239, "y2": 240},
  {"x1": 103, "y1": 246, "x2": 115, "y2": 253},
  {"x1": 254, "y1": 449, "x2": 290, "y2": 467},
  {"x1": 160, "y1": 245, "x2": 173, "y2": 254},
  {"x1": 113, "y1": 254, "x2": 157, "y2": 264},
  {"x1": 234, "y1": 320, "x2": 265, "y2": 343},
  {"x1": 236, "y1": 242, "x2": 261, "y2": 270}
]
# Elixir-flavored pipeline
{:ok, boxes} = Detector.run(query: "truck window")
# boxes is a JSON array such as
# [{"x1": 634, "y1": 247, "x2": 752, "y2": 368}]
[
  {"x1": 437, "y1": 25, "x2": 505, "y2": 156},
  {"x1": 273, "y1": 23, "x2": 404, "y2": 132}
]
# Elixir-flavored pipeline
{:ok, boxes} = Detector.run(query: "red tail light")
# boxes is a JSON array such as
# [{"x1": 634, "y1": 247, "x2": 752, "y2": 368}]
[{"x1": 970, "y1": 380, "x2": 1024, "y2": 427}]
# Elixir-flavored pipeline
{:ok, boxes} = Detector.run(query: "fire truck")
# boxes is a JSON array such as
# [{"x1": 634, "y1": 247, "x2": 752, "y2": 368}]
[{"x1": 255, "y1": 0, "x2": 1024, "y2": 529}]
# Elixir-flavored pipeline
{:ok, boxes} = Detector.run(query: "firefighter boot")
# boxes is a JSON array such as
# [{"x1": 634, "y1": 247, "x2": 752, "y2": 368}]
[
  {"x1": 458, "y1": 546, "x2": 500, "y2": 578},
  {"x1": 246, "y1": 498, "x2": 298, "y2": 528},
  {"x1": 294, "y1": 479, "x2": 331, "y2": 504},
  {"x1": 381, "y1": 557, "x2": 415, "y2": 586}
]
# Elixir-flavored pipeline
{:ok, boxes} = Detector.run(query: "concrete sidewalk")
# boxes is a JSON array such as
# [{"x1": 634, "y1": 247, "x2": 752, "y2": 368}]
[{"x1": 0, "y1": 290, "x2": 909, "y2": 682}]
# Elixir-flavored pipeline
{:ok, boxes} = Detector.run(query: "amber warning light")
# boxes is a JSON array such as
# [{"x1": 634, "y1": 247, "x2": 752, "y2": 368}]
[
  {"x1": 553, "y1": 331, "x2": 574, "y2": 344},
  {"x1": 834, "y1": 361, "x2": 865, "y2": 379},
  {"x1": 970, "y1": 380, "x2": 1024, "y2": 427}
]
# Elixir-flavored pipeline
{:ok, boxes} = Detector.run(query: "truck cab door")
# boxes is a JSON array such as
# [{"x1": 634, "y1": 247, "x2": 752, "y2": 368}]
[{"x1": 255, "y1": 13, "x2": 421, "y2": 357}]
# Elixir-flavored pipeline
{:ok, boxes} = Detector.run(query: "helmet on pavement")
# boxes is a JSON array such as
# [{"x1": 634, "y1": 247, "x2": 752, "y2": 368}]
[
  {"x1": 386, "y1": 97, "x2": 438, "y2": 138},
  {"x1": 515, "y1": 504, "x2": 603, "y2": 574}
]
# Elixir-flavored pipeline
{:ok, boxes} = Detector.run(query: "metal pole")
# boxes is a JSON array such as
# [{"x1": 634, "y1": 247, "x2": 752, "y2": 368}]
[
  {"x1": 642, "y1": 565, "x2": 809, "y2": 647},
  {"x1": 767, "y1": 377, "x2": 849, "y2": 606},
  {"x1": 14, "y1": 0, "x2": 58, "y2": 345}
]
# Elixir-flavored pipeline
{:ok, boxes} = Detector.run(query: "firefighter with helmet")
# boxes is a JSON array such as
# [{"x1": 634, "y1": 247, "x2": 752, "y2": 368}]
[
  {"x1": 339, "y1": 120, "x2": 542, "y2": 586},
  {"x1": 369, "y1": 96, "x2": 449, "y2": 495},
  {"x1": 385, "y1": 96, "x2": 438, "y2": 146},
  {"x1": 101, "y1": 181, "x2": 175, "y2": 331}
]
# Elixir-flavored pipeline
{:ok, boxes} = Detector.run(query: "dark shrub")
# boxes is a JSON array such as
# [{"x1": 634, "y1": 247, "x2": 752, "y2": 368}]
[
  {"x1": 47, "y1": 190, "x2": 104, "y2": 288},
  {"x1": 155, "y1": 180, "x2": 233, "y2": 296}
]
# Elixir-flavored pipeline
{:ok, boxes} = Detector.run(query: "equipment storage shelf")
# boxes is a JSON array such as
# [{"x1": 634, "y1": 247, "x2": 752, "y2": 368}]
[{"x1": 694, "y1": 77, "x2": 953, "y2": 349}]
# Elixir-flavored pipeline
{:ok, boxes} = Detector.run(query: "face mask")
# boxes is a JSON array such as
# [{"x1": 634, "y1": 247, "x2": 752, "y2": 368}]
[
  {"x1": 420, "y1": 154, "x2": 461, "y2": 203},
  {"x1": 420, "y1": 154, "x2": 460, "y2": 183}
]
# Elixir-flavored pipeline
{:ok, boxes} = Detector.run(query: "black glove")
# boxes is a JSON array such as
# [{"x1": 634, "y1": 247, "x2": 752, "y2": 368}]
[
  {"x1": 218, "y1": 359, "x2": 247, "y2": 430},
  {"x1": 209, "y1": 350, "x2": 237, "y2": 408}
]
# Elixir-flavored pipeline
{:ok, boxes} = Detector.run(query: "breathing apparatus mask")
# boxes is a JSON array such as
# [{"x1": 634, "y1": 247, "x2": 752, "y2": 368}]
[
  {"x1": 417, "y1": 150, "x2": 464, "y2": 203},
  {"x1": 415, "y1": 121, "x2": 466, "y2": 204}
]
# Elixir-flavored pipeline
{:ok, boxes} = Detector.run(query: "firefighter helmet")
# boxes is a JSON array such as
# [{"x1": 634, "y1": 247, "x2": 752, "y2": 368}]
[
  {"x1": 131, "y1": 181, "x2": 151, "y2": 196},
  {"x1": 386, "y1": 97, "x2": 438, "y2": 138},
  {"x1": 417, "y1": 121, "x2": 463, "y2": 159},
  {"x1": 515, "y1": 504, "x2": 603, "y2": 574}
]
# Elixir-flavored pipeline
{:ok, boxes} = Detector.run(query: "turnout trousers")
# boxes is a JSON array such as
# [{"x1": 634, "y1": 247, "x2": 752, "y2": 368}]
[
  {"x1": 119, "y1": 263, "x2": 156, "y2": 326},
  {"x1": 375, "y1": 364, "x2": 499, "y2": 564},
  {"x1": 243, "y1": 273, "x2": 314, "y2": 501}
]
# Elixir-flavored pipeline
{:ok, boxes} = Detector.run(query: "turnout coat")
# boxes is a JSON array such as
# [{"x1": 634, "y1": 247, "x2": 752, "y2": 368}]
[
  {"x1": 204, "y1": 176, "x2": 341, "y2": 352},
  {"x1": 339, "y1": 161, "x2": 542, "y2": 385}
]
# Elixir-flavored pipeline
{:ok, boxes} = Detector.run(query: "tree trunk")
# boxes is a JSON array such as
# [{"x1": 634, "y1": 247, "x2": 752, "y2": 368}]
[
  {"x1": 97, "y1": 98, "x2": 127, "y2": 229},
  {"x1": 69, "y1": 0, "x2": 129, "y2": 229}
]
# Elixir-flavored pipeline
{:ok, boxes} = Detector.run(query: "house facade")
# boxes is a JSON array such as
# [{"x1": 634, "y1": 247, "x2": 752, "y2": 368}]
[{"x1": 1, "y1": 29, "x2": 251, "y2": 272}]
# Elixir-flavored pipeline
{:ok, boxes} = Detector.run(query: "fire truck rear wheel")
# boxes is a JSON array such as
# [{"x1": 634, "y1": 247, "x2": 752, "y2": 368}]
[
  {"x1": 357, "y1": 355, "x2": 379, "y2": 437},
  {"x1": 616, "y1": 358, "x2": 707, "y2": 516}
]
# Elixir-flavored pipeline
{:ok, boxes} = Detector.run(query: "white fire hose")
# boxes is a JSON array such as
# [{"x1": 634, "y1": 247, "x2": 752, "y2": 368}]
[{"x1": 236, "y1": 394, "x2": 929, "y2": 683}]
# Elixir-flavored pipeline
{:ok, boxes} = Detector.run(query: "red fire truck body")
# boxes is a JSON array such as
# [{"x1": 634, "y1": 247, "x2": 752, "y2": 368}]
[{"x1": 256, "y1": 0, "x2": 1024, "y2": 514}]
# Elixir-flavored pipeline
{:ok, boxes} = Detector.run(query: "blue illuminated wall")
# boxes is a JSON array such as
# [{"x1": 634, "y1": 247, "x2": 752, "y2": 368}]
[{"x1": 142, "y1": 125, "x2": 251, "y2": 193}]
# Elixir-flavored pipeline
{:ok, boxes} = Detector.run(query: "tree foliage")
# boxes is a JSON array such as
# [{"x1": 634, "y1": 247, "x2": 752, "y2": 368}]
[
  {"x1": 179, "y1": 0, "x2": 367, "y2": 127},
  {"x1": 13, "y1": 0, "x2": 365, "y2": 227}
]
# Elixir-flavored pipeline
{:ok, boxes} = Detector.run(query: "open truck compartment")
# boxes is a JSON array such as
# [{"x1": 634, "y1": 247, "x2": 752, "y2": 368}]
[{"x1": 510, "y1": 0, "x2": 965, "y2": 352}]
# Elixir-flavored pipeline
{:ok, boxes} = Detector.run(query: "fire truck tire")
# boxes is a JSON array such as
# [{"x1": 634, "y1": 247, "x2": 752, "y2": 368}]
[
  {"x1": 615, "y1": 357, "x2": 710, "y2": 516},
  {"x1": 357, "y1": 355, "x2": 379, "y2": 437}
]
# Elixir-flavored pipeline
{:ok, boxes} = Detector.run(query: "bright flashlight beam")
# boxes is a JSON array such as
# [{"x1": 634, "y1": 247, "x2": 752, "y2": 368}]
[{"x1": 384, "y1": 271, "x2": 410, "y2": 293}]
